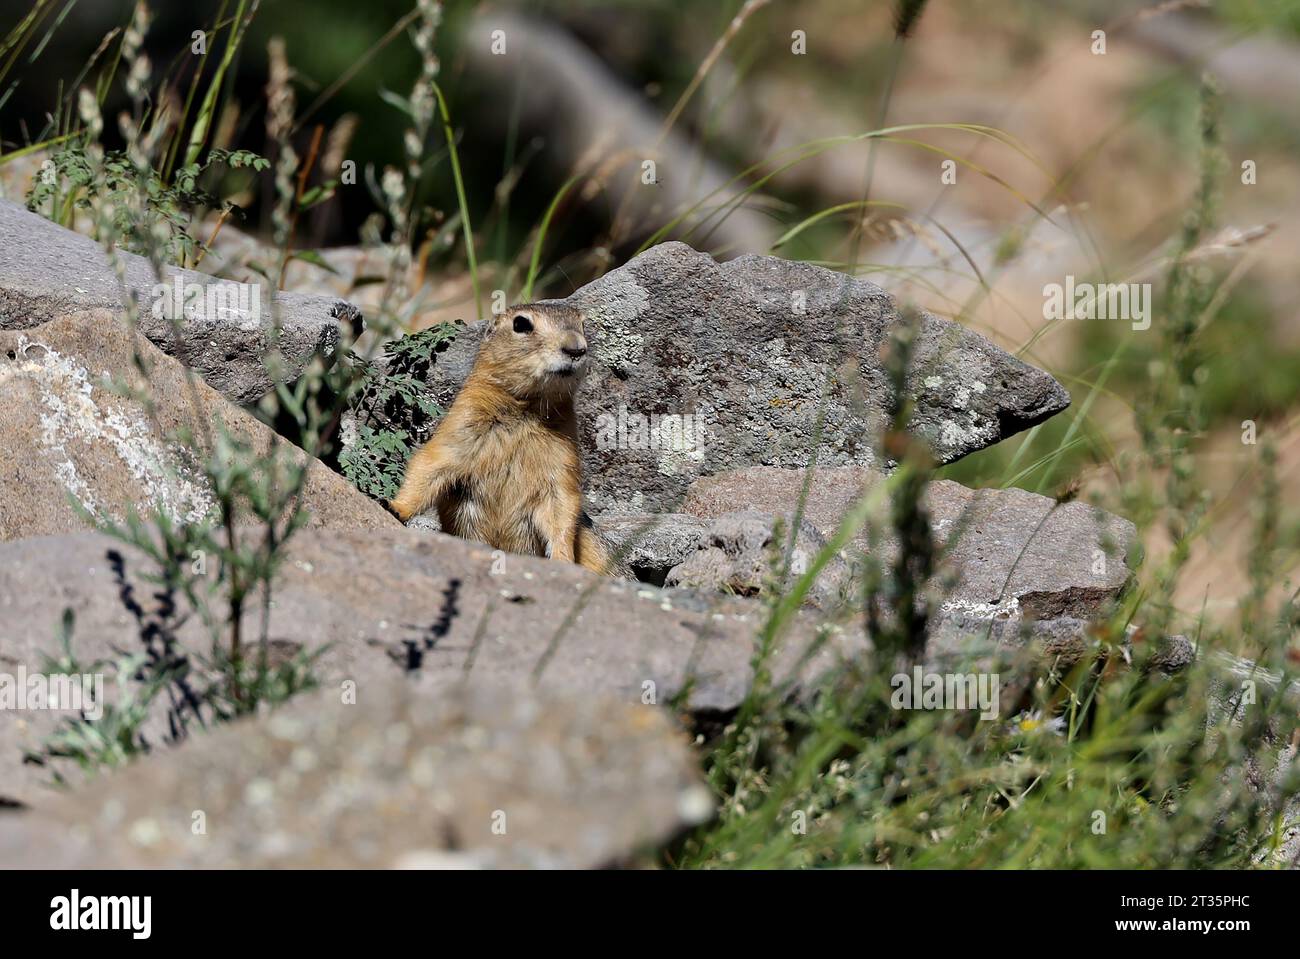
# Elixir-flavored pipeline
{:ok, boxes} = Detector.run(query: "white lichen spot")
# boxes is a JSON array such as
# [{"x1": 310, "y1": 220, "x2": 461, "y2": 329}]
[
  {"x1": 654, "y1": 414, "x2": 707, "y2": 478},
  {"x1": 582, "y1": 272, "x2": 649, "y2": 372},
  {"x1": 939, "y1": 420, "x2": 968, "y2": 451},
  {"x1": 590, "y1": 489, "x2": 646, "y2": 514},
  {"x1": 924, "y1": 375, "x2": 943, "y2": 389},
  {"x1": 339, "y1": 414, "x2": 359, "y2": 450},
  {"x1": 599, "y1": 326, "x2": 643, "y2": 372},
  {"x1": 268, "y1": 713, "x2": 308, "y2": 741},
  {"x1": 939, "y1": 596, "x2": 1022, "y2": 621},
  {"x1": 290, "y1": 747, "x2": 318, "y2": 772},
  {"x1": 763, "y1": 337, "x2": 792, "y2": 369},
  {"x1": 392, "y1": 849, "x2": 481, "y2": 869}
]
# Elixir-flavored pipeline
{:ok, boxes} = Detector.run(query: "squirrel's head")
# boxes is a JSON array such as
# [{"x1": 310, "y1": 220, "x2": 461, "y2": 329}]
[{"x1": 480, "y1": 303, "x2": 590, "y2": 400}]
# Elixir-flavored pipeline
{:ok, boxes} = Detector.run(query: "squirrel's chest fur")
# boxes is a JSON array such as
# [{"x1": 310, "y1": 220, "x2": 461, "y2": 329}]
[{"x1": 436, "y1": 406, "x2": 580, "y2": 555}]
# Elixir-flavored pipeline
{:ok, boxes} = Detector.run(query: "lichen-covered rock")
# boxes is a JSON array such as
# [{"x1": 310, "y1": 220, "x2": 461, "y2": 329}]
[
  {"x1": 0, "y1": 200, "x2": 360, "y2": 404},
  {"x1": 403, "y1": 242, "x2": 1070, "y2": 512},
  {"x1": 0, "y1": 314, "x2": 397, "y2": 542},
  {"x1": 925, "y1": 480, "x2": 1134, "y2": 622},
  {"x1": 683, "y1": 466, "x2": 1134, "y2": 623},
  {"x1": 0, "y1": 682, "x2": 712, "y2": 868}
]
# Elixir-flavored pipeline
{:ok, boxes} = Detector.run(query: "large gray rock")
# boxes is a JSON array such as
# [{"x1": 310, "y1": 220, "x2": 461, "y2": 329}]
[
  {"x1": 0, "y1": 314, "x2": 398, "y2": 542},
  {"x1": 0, "y1": 526, "x2": 849, "y2": 807},
  {"x1": 408, "y1": 243, "x2": 1069, "y2": 512},
  {"x1": 682, "y1": 466, "x2": 1134, "y2": 622},
  {"x1": 0, "y1": 682, "x2": 712, "y2": 868},
  {"x1": 0, "y1": 199, "x2": 361, "y2": 404}
]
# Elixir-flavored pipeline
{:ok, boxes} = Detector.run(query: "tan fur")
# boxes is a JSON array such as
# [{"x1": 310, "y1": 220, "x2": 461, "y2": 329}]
[{"x1": 387, "y1": 303, "x2": 618, "y2": 576}]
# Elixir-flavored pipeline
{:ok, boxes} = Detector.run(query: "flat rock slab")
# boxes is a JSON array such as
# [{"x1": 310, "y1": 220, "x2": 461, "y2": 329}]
[
  {"x1": 414, "y1": 242, "x2": 1070, "y2": 512},
  {"x1": 0, "y1": 314, "x2": 398, "y2": 542},
  {"x1": 926, "y1": 480, "x2": 1133, "y2": 621},
  {"x1": 683, "y1": 466, "x2": 1134, "y2": 622},
  {"x1": 0, "y1": 200, "x2": 360, "y2": 404},
  {"x1": 0, "y1": 526, "x2": 848, "y2": 807},
  {"x1": 0, "y1": 682, "x2": 711, "y2": 868}
]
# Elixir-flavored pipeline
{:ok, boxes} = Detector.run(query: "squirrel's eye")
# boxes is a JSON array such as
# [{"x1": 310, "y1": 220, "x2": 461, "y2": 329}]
[{"x1": 512, "y1": 314, "x2": 533, "y2": 334}]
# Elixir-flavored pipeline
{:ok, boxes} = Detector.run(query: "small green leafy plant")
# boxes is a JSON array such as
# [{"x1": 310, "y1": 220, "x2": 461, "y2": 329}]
[
  {"x1": 26, "y1": 144, "x2": 267, "y2": 266},
  {"x1": 339, "y1": 322, "x2": 459, "y2": 500}
]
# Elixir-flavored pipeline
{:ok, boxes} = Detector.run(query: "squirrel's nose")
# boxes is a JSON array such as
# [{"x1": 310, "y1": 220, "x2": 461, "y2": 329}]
[{"x1": 561, "y1": 338, "x2": 587, "y2": 359}]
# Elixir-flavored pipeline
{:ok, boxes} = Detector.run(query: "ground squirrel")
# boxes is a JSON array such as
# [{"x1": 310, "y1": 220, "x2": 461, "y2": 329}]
[{"x1": 387, "y1": 303, "x2": 619, "y2": 575}]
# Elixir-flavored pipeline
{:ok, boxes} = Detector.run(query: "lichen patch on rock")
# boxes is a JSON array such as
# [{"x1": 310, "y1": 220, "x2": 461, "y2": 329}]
[{"x1": 9, "y1": 335, "x2": 216, "y2": 525}]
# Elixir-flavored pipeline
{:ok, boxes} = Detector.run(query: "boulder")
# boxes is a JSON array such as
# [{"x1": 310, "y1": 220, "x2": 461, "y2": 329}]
[
  {"x1": 0, "y1": 526, "x2": 850, "y2": 806},
  {"x1": 683, "y1": 466, "x2": 1134, "y2": 623},
  {"x1": 0, "y1": 682, "x2": 712, "y2": 868},
  {"x1": 925, "y1": 479, "x2": 1134, "y2": 622},
  {"x1": 403, "y1": 242, "x2": 1070, "y2": 512},
  {"x1": 0, "y1": 199, "x2": 361, "y2": 404},
  {"x1": 0, "y1": 314, "x2": 398, "y2": 542},
  {"x1": 0, "y1": 524, "x2": 1226, "y2": 817}
]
